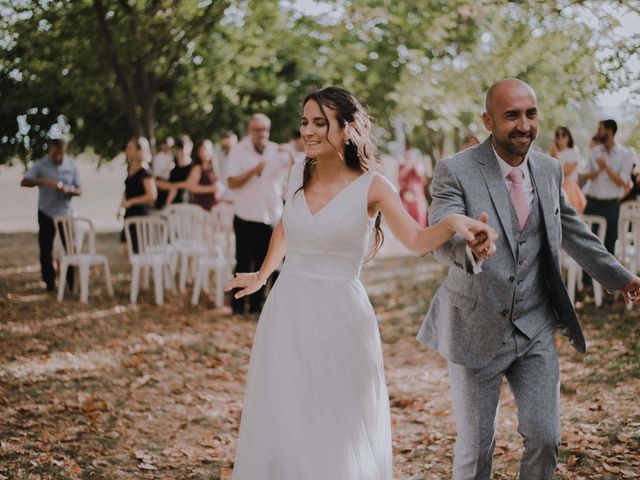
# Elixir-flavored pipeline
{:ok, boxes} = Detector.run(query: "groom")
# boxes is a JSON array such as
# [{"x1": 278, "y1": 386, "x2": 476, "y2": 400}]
[{"x1": 418, "y1": 78, "x2": 640, "y2": 480}]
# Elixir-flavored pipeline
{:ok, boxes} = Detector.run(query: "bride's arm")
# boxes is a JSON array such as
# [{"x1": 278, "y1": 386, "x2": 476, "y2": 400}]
[
  {"x1": 224, "y1": 218, "x2": 286, "y2": 299},
  {"x1": 369, "y1": 175, "x2": 496, "y2": 257}
]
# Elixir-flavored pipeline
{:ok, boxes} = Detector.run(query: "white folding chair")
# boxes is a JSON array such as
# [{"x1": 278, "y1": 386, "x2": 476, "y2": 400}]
[
  {"x1": 191, "y1": 210, "x2": 231, "y2": 307},
  {"x1": 53, "y1": 217, "x2": 89, "y2": 264},
  {"x1": 164, "y1": 204, "x2": 208, "y2": 292},
  {"x1": 619, "y1": 200, "x2": 640, "y2": 217},
  {"x1": 615, "y1": 210, "x2": 640, "y2": 310},
  {"x1": 616, "y1": 210, "x2": 640, "y2": 275},
  {"x1": 563, "y1": 215, "x2": 607, "y2": 307},
  {"x1": 53, "y1": 216, "x2": 113, "y2": 303},
  {"x1": 124, "y1": 216, "x2": 175, "y2": 305},
  {"x1": 617, "y1": 201, "x2": 640, "y2": 263},
  {"x1": 210, "y1": 203, "x2": 236, "y2": 265}
]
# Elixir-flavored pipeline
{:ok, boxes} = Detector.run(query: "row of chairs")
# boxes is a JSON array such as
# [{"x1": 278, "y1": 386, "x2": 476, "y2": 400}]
[
  {"x1": 54, "y1": 203, "x2": 235, "y2": 306},
  {"x1": 53, "y1": 200, "x2": 640, "y2": 307},
  {"x1": 562, "y1": 200, "x2": 640, "y2": 308},
  {"x1": 616, "y1": 200, "x2": 640, "y2": 275},
  {"x1": 563, "y1": 215, "x2": 606, "y2": 306}
]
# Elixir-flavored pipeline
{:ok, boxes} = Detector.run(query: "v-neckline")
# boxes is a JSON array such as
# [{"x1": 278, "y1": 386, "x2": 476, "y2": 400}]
[{"x1": 303, "y1": 172, "x2": 368, "y2": 218}]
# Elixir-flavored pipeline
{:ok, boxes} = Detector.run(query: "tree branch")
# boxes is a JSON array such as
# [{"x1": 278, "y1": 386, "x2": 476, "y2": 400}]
[
  {"x1": 157, "y1": 0, "x2": 231, "y2": 84},
  {"x1": 116, "y1": 0, "x2": 133, "y2": 15},
  {"x1": 92, "y1": 0, "x2": 140, "y2": 135}
]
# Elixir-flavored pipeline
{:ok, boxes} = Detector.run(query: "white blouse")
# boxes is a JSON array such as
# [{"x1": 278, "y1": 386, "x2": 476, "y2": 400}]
[{"x1": 556, "y1": 148, "x2": 582, "y2": 183}]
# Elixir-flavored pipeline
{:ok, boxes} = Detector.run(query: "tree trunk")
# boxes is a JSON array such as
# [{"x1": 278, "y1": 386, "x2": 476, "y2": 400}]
[
  {"x1": 141, "y1": 93, "x2": 157, "y2": 155},
  {"x1": 92, "y1": 0, "x2": 140, "y2": 138}
]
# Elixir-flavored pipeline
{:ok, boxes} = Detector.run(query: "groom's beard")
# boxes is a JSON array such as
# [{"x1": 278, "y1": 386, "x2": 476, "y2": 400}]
[{"x1": 502, "y1": 129, "x2": 537, "y2": 157}]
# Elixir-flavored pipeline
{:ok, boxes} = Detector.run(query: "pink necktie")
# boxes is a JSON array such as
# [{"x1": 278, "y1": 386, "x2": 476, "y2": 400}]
[{"x1": 507, "y1": 168, "x2": 529, "y2": 229}]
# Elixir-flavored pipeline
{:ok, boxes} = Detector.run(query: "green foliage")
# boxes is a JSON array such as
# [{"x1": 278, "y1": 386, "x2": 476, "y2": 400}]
[{"x1": 0, "y1": 0, "x2": 638, "y2": 165}]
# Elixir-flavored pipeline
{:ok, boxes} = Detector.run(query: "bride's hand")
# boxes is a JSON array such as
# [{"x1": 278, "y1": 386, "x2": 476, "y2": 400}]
[
  {"x1": 224, "y1": 272, "x2": 266, "y2": 299},
  {"x1": 446, "y1": 213, "x2": 498, "y2": 257}
]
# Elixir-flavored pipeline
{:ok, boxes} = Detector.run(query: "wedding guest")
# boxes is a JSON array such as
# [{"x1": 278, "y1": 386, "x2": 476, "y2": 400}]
[
  {"x1": 187, "y1": 139, "x2": 223, "y2": 211},
  {"x1": 216, "y1": 131, "x2": 238, "y2": 203},
  {"x1": 288, "y1": 130, "x2": 307, "y2": 163},
  {"x1": 552, "y1": 126, "x2": 586, "y2": 213},
  {"x1": 461, "y1": 133, "x2": 480, "y2": 150},
  {"x1": 219, "y1": 131, "x2": 238, "y2": 180},
  {"x1": 227, "y1": 113, "x2": 293, "y2": 315},
  {"x1": 152, "y1": 136, "x2": 174, "y2": 180},
  {"x1": 156, "y1": 135, "x2": 193, "y2": 208},
  {"x1": 583, "y1": 119, "x2": 635, "y2": 254},
  {"x1": 118, "y1": 137, "x2": 156, "y2": 256},
  {"x1": 398, "y1": 140, "x2": 428, "y2": 227},
  {"x1": 622, "y1": 165, "x2": 640, "y2": 202},
  {"x1": 21, "y1": 138, "x2": 81, "y2": 292}
]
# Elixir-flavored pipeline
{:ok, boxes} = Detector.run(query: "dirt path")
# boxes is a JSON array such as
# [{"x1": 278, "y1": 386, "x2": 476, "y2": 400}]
[{"x1": 0, "y1": 233, "x2": 638, "y2": 479}]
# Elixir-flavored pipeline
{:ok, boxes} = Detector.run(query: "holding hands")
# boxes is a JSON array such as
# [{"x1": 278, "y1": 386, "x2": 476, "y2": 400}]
[
  {"x1": 446, "y1": 212, "x2": 498, "y2": 260},
  {"x1": 619, "y1": 277, "x2": 640, "y2": 303}
]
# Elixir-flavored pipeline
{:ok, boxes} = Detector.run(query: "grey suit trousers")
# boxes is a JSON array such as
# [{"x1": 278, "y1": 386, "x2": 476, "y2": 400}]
[{"x1": 447, "y1": 323, "x2": 560, "y2": 480}]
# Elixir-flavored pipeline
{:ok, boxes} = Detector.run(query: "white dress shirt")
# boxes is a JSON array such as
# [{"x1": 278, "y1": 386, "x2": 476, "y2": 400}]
[
  {"x1": 226, "y1": 137, "x2": 291, "y2": 225},
  {"x1": 584, "y1": 143, "x2": 634, "y2": 200},
  {"x1": 152, "y1": 151, "x2": 174, "y2": 180},
  {"x1": 556, "y1": 148, "x2": 583, "y2": 183},
  {"x1": 214, "y1": 146, "x2": 235, "y2": 202}
]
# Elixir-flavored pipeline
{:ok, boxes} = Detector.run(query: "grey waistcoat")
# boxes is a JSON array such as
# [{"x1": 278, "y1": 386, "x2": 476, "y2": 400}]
[{"x1": 506, "y1": 181, "x2": 553, "y2": 339}]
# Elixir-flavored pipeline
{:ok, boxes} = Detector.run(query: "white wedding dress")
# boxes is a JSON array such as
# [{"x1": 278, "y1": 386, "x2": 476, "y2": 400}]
[{"x1": 232, "y1": 162, "x2": 392, "y2": 480}]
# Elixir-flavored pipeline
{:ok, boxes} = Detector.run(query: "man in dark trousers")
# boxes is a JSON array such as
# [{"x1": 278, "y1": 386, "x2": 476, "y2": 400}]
[
  {"x1": 21, "y1": 138, "x2": 82, "y2": 292},
  {"x1": 227, "y1": 114, "x2": 292, "y2": 315},
  {"x1": 582, "y1": 119, "x2": 635, "y2": 254}
]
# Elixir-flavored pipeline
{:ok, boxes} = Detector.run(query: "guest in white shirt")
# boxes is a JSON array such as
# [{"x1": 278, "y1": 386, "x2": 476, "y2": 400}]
[
  {"x1": 216, "y1": 131, "x2": 238, "y2": 203},
  {"x1": 287, "y1": 130, "x2": 307, "y2": 163},
  {"x1": 552, "y1": 126, "x2": 586, "y2": 213},
  {"x1": 583, "y1": 119, "x2": 635, "y2": 253},
  {"x1": 227, "y1": 113, "x2": 293, "y2": 315},
  {"x1": 152, "y1": 136, "x2": 174, "y2": 180}
]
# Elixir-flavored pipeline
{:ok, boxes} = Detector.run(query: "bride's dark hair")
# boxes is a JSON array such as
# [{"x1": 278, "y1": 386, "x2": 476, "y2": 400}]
[{"x1": 297, "y1": 86, "x2": 383, "y2": 259}]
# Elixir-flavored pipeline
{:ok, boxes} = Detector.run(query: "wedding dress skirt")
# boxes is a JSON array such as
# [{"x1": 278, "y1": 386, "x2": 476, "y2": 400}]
[{"x1": 232, "y1": 165, "x2": 392, "y2": 480}]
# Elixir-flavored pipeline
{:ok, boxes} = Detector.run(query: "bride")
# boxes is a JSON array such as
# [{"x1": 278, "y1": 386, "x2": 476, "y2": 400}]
[{"x1": 225, "y1": 86, "x2": 497, "y2": 480}]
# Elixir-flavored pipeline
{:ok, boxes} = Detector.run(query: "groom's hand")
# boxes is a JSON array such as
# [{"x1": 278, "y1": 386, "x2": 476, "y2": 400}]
[
  {"x1": 619, "y1": 277, "x2": 640, "y2": 303},
  {"x1": 468, "y1": 212, "x2": 496, "y2": 260}
]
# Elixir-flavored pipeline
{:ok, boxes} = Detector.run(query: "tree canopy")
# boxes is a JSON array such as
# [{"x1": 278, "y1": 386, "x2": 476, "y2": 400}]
[{"x1": 1, "y1": 0, "x2": 638, "y2": 165}]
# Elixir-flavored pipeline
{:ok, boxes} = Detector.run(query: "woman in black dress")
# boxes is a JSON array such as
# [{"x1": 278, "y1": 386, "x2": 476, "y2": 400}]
[
  {"x1": 155, "y1": 136, "x2": 193, "y2": 207},
  {"x1": 118, "y1": 137, "x2": 156, "y2": 256}
]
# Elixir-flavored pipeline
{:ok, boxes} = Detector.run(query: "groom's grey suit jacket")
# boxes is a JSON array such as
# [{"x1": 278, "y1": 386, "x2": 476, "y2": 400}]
[{"x1": 417, "y1": 138, "x2": 633, "y2": 368}]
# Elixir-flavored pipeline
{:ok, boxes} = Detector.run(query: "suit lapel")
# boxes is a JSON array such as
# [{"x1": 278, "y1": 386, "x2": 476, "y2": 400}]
[
  {"x1": 477, "y1": 139, "x2": 517, "y2": 257},
  {"x1": 528, "y1": 155, "x2": 560, "y2": 262}
]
